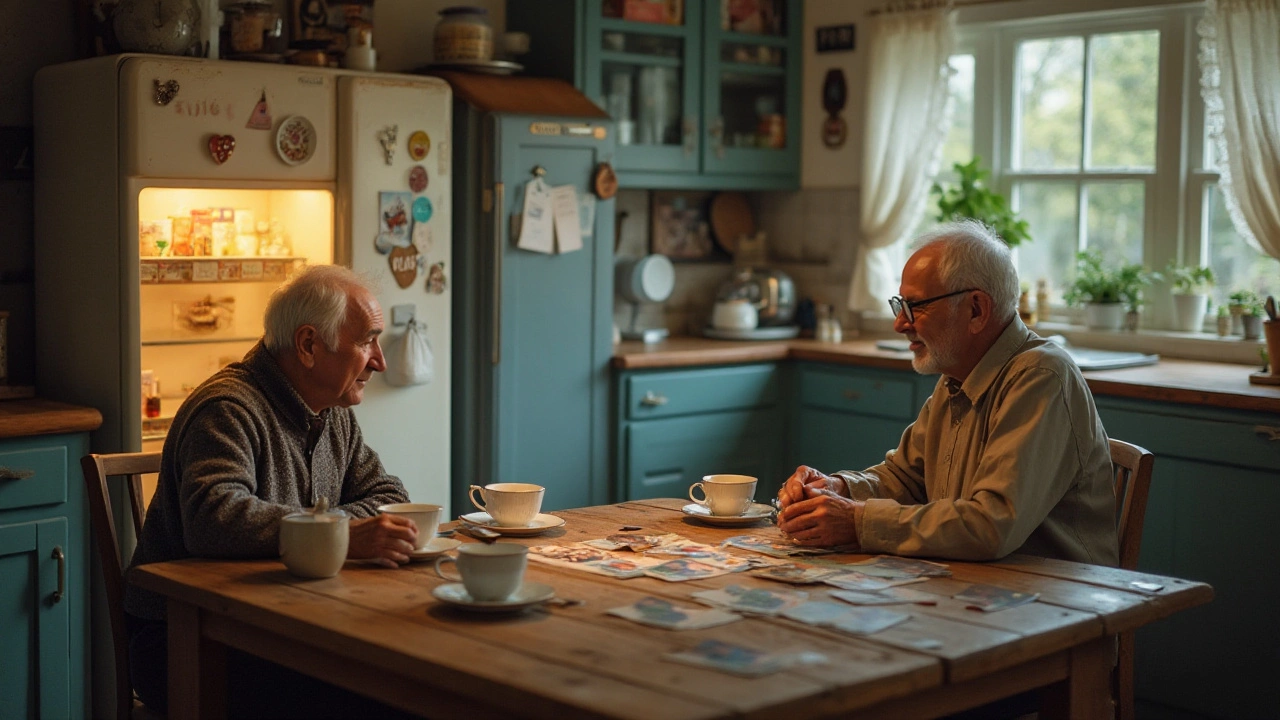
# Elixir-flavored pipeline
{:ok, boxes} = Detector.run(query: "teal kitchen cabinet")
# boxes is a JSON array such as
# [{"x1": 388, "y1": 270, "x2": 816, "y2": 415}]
[
  {"x1": 508, "y1": 0, "x2": 802, "y2": 190},
  {"x1": 0, "y1": 432, "x2": 90, "y2": 720},
  {"x1": 615, "y1": 364, "x2": 787, "y2": 501},
  {"x1": 1095, "y1": 397, "x2": 1280, "y2": 720},
  {"x1": 791, "y1": 363, "x2": 938, "y2": 474}
]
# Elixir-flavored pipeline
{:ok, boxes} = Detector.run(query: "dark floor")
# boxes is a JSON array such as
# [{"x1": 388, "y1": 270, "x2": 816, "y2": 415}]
[{"x1": 1136, "y1": 700, "x2": 1217, "y2": 720}]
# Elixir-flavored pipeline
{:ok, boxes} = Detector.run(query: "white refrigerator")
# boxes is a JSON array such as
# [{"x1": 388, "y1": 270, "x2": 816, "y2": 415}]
[{"x1": 34, "y1": 55, "x2": 452, "y2": 514}]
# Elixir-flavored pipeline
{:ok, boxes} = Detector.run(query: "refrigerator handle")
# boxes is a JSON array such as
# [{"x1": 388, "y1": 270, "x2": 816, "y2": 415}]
[{"x1": 491, "y1": 181, "x2": 504, "y2": 366}]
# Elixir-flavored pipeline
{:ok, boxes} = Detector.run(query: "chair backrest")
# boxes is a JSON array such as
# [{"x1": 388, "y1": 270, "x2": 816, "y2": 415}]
[
  {"x1": 1109, "y1": 438, "x2": 1154, "y2": 571},
  {"x1": 82, "y1": 452, "x2": 162, "y2": 720}
]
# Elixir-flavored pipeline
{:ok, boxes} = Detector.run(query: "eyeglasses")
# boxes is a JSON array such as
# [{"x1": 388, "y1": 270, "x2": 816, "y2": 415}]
[{"x1": 888, "y1": 288, "x2": 978, "y2": 324}]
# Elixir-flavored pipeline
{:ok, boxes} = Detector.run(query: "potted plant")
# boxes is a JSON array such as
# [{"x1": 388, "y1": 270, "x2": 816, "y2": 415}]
[
  {"x1": 1228, "y1": 289, "x2": 1260, "y2": 336},
  {"x1": 1063, "y1": 250, "x2": 1155, "y2": 331},
  {"x1": 1166, "y1": 262, "x2": 1215, "y2": 332},
  {"x1": 931, "y1": 158, "x2": 1032, "y2": 247},
  {"x1": 1216, "y1": 305, "x2": 1232, "y2": 337},
  {"x1": 1241, "y1": 294, "x2": 1265, "y2": 340}
]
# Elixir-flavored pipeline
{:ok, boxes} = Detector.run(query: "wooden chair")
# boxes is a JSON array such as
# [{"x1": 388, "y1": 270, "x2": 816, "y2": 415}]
[
  {"x1": 1109, "y1": 438, "x2": 1155, "y2": 720},
  {"x1": 82, "y1": 452, "x2": 163, "y2": 720}
]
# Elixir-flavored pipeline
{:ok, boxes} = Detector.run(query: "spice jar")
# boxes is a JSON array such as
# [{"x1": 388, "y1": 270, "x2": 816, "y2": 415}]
[
  {"x1": 225, "y1": 0, "x2": 280, "y2": 55},
  {"x1": 433, "y1": 6, "x2": 493, "y2": 62}
]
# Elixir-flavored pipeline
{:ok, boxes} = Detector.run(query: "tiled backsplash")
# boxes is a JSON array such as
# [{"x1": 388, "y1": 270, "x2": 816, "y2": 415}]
[{"x1": 612, "y1": 187, "x2": 864, "y2": 338}]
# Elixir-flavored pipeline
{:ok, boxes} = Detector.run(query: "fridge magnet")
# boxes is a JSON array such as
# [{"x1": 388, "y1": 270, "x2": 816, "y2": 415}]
[
  {"x1": 208, "y1": 134, "x2": 236, "y2": 165},
  {"x1": 412, "y1": 221, "x2": 432, "y2": 254},
  {"x1": 821, "y1": 69, "x2": 848, "y2": 149},
  {"x1": 550, "y1": 184, "x2": 583, "y2": 254},
  {"x1": 592, "y1": 162, "x2": 618, "y2": 199},
  {"x1": 245, "y1": 90, "x2": 272, "y2": 130},
  {"x1": 407, "y1": 130, "x2": 431, "y2": 161},
  {"x1": 425, "y1": 261, "x2": 447, "y2": 295},
  {"x1": 389, "y1": 244, "x2": 420, "y2": 289},
  {"x1": 408, "y1": 165, "x2": 428, "y2": 193},
  {"x1": 377, "y1": 125, "x2": 398, "y2": 165},
  {"x1": 276, "y1": 115, "x2": 317, "y2": 166},
  {"x1": 378, "y1": 191, "x2": 412, "y2": 249},
  {"x1": 153, "y1": 79, "x2": 180, "y2": 106},
  {"x1": 412, "y1": 196, "x2": 433, "y2": 224}
]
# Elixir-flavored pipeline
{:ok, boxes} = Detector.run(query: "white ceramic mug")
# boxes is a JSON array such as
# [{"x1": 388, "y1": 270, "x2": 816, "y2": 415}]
[
  {"x1": 468, "y1": 483, "x2": 545, "y2": 527},
  {"x1": 278, "y1": 508, "x2": 349, "y2": 578},
  {"x1": 434, "y1": 543, "x2": 528, "y2": 601},
  {"x1": 688, "y1": 474, "x2": 758, "y2": 516},
  {"x1": 378, "y1": 503, "x2": 442, "y2": 550}
]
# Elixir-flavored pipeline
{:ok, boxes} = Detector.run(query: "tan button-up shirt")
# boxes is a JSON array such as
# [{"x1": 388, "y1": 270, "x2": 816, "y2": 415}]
[{"x1": 836, "y1": 319, "x2": 1119, "y2": 566}]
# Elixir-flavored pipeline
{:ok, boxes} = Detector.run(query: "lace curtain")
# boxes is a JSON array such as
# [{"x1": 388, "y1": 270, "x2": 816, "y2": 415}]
[
  {"x1": 848, "y1": 5, "x2": 956, "y2": 315},
  {"x1": 1198, "y1": 0, "x2": 1280, "y2": 260}
]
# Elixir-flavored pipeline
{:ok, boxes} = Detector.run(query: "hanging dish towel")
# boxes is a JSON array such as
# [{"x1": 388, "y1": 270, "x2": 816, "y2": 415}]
[{"x1": 384, "y1": 321, "x2": 433, "y2": 386}]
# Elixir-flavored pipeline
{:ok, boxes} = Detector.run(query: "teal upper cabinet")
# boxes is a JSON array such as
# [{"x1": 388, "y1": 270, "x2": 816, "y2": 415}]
[{"x1": 508, "y1": 0, "x2": 802, "y2": 190}]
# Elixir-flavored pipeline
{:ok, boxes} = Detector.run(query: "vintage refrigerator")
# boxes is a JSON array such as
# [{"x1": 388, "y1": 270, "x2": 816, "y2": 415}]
[
  {"x1": 445, "y1": 74, "x2": 615, "y2": 515},
  {"x1": 34, "y1": 55, "x2": 453, "y2": 512}
]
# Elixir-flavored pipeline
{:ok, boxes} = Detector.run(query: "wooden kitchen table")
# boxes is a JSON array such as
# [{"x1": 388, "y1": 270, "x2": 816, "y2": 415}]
[{"x1": 131, "y1": 499, "x2": 1213, "y2": 720}]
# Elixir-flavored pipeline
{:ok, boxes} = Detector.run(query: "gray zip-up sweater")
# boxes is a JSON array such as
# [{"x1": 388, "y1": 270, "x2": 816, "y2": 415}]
[{"x1": 125, "y1": 341, "x2": 409, "y2": 620}]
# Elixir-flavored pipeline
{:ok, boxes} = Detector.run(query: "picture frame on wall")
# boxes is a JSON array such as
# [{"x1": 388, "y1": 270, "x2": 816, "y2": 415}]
[{"x1": 650, "y1": 191, "x2": 720, "y2": 261}]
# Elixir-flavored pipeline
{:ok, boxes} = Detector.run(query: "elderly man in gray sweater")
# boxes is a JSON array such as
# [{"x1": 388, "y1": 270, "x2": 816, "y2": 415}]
[{"x1": 125, "y1": 265, "x2": 420, "y2": 716}]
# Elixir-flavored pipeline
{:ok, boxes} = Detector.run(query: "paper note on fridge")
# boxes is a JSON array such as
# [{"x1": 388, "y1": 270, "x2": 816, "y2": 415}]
[
  {"x1": 551, "y1": 184, "x2": 583, "y2": 253},
  {"x1": 516, "y1": 178, "x2": 554, "y2": 254}
]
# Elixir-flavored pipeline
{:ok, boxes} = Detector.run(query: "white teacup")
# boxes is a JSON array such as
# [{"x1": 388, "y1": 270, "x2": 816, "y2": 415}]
[
  {"x1": 468, "y1": 483, "x2": 545, "y2": 527},
  {"x1": 434, "y1": 542, "x2": 528, "y2": 601},
  {"x1": 689, "y1": 474, "x2": 758, "y2": 516},
  {"x1": 279, "y1": 507, "x2": 349, "y2": 578},
  {"x1": 378, "y1": 503, "x2": 442, "y2": 550}
]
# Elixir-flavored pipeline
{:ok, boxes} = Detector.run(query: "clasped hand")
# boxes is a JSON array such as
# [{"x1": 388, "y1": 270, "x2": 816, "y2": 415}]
[{"x1": 776, "y1": 465, "x2": 863, "y2": 547}]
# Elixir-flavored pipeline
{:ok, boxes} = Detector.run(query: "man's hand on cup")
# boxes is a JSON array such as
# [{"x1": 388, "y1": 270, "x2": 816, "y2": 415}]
[
  {"x1": 777, "y1": 465, "x2": 841, "y2": 508},
  {"x1": 348, "y1": 514, "x2": 418, "y2": 565}
]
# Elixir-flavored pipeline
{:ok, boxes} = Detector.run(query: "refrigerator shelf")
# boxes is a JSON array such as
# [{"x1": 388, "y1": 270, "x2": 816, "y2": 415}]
[
  {"x1": 141, "y1": 335, "x2": 259, "y2": 347},
  {"x1": 140, "y1": 257, "x2": 306, "y2": 284}
]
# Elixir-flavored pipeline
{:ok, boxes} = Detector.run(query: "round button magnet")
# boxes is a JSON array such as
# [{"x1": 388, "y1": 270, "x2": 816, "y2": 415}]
[
  {"x1": 407, "y1": 130, "x2": 430, "y2": 161},
  {"x1": 412, "y1": 196, "x2": 433, "y2": 223},
  {"x1": 408, "y1": 165, "x2": 428, "y2": 193}
]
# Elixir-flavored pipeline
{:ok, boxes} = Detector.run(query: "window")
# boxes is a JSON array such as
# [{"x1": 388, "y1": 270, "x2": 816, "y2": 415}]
[{"x1": 947, "y1": 6, "x2": 1278, "y2": 323}]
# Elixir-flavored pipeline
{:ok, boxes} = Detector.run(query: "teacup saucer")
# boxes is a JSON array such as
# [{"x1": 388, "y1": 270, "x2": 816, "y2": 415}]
[
  {"x1": 431, "y1": 582, "x2": 556, "y2": 612},
  {"x1": 681, "y1": 502, "x2": 775, "y2": 526},
  {"x1": 407, "y1": 537, "x2": 462, "y2": 562},
  {"x1": 459, "y1": 512, "x2": 566, "y2": 536}
]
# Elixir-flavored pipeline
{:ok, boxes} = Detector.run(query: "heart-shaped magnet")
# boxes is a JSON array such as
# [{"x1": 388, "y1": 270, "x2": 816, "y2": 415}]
[
  {"x1": 389, "y1": 244, "x2": 420, "y2": 289},
  {"x1": 208, "y1": 135, "x2": 236, "y2": 165}
]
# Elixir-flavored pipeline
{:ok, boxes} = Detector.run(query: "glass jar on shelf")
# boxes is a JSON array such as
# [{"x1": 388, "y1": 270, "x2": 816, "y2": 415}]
[{"x1": 433, "y1": 6, "x2": 493, "y2": 62}]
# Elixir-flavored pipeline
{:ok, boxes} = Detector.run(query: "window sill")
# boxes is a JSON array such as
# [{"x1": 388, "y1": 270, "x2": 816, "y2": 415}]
[{"x1": 851, "y1": 314, "x2": 1266, "y2": 367}]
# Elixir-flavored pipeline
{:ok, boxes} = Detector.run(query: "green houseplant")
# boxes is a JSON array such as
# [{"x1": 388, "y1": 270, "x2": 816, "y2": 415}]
[
  {"x1": 1063, "y1": 250, "x2": 1156, "y2": 331},
  {"x1": 1228, "y1": 289, "x2": 1261, "y2": 337},
  {"x1": 931, "y1": 158, "x2": 1032, "y2": 248},
  {"x1": 1166, "y1": 262, "x2": 1215, "y2": 332}
]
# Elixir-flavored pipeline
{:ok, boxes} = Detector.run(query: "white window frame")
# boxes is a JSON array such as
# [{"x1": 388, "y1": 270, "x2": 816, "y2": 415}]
[{"x1": 957, "y1": 3, "x2": 1209, "y2": 331}]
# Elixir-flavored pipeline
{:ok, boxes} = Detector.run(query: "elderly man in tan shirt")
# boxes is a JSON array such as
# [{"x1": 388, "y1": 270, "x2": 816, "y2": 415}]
[{"x1": 779, "y1": 220, "x2": 1118, "y2": 566}]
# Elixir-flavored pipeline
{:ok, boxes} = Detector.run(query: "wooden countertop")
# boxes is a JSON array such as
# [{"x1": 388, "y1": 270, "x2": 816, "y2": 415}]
[
  {"x1": 0, "y1": 398, "x2": 103, "y2": 439},
  {"x1": 613, "y1": 337, "x2": 1280, "y2": 414}
]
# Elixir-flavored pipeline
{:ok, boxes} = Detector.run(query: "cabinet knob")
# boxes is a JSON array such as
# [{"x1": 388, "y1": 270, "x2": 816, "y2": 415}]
[
  {"x1": 0, "y1": 466, "x2": 35, "y2": 480},
  {"x1": 640, "y1": 391, "x2": 669, "y2": 407},
  {"x1": 1255, "y1": 425, "x2": 1280, "y2": 442},
  {"x1": 843, "y1": 389, "x2": 862, "y2": 401}
]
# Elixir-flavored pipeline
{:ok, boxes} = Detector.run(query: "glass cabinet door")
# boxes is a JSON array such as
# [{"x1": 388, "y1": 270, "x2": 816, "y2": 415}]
[
  {"x1": 584, "y1": 1, "x2": 701, "y2": 174},
  {"x1": 701, "y1": 0, "x2": 800, "y2": 176}
]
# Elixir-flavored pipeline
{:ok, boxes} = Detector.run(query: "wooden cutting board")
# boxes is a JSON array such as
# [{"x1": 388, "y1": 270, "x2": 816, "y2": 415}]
[{"x1": 708, "y1": 192, "x2": 756, "y2": 255}]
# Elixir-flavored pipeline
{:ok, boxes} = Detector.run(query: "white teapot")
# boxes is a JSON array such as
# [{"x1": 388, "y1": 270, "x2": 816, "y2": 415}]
[{"x1": 278, "y1": 498, "x2": 348, "y2": 578}]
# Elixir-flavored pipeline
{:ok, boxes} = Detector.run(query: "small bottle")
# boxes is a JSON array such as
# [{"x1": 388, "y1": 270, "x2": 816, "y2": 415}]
[
  {"x1": 1018, "y1": 290, "x2": 1037, "y2": 326},
  {"x1": 145, "y1": 380, "x2": 162, "y2": 419},
  {"x1": 1036, "y1": 279, "x2": 1049, "y2": 325},
  {"x1": 827, "y1": 306, "x2": 843, "y2": 343},
  {"x1": 815, "y1": 303, "x2": 831, "y2": 342}
]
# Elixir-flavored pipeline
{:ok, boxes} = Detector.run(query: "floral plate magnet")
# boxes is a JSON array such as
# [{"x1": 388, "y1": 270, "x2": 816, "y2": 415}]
[{"x1": 276, "y1": 115, "x2": 317, "y2": 166}]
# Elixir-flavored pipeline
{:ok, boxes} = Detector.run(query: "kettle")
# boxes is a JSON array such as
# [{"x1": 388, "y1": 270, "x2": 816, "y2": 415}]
[{"x1": 716, "y1": 267, "x2": 796, "y2": 327}]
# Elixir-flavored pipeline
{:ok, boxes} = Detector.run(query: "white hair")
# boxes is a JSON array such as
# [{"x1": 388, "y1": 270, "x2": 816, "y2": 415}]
[
  {"x1": 263, "y1": 265, "x2": 377, "y2": 354},
  {"x1": 913, "y1": 219, "x2": 1020, "y2": 324}
]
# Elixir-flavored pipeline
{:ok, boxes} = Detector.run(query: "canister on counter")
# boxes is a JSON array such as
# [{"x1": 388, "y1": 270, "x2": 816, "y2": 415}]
[{"x1": 433, "y1": 6, "x2": 493, "y2": 62}]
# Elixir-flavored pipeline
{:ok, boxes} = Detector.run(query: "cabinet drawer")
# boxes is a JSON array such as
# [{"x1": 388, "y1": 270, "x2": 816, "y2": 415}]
[
  {"x1": 0, "y1": 446, "x2": 69, "y2": 511},
  {"x1": 800, "y1": 368, "x2": 917, "y2": 421},
  {"x1": 1099, "y1": 408, "x2": 1280, "y2": 473},
  {"x1": 624, "y1": 408, "x2": 782, "y2": 501},
  {"x1": 625, "y1": 365, "x2": 779, "y2": 420}
]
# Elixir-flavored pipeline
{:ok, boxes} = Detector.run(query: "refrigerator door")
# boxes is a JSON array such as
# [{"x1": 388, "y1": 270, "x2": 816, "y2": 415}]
[
  {"x1": 472, "y1": 114, "x2": 615, "y2": 512},
  {"x1": 119, "y1": 56, "x2": 336, "y2": 181},
  {"x1": 338, "y1": 75, "x2": 453, "y2": 510}
]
